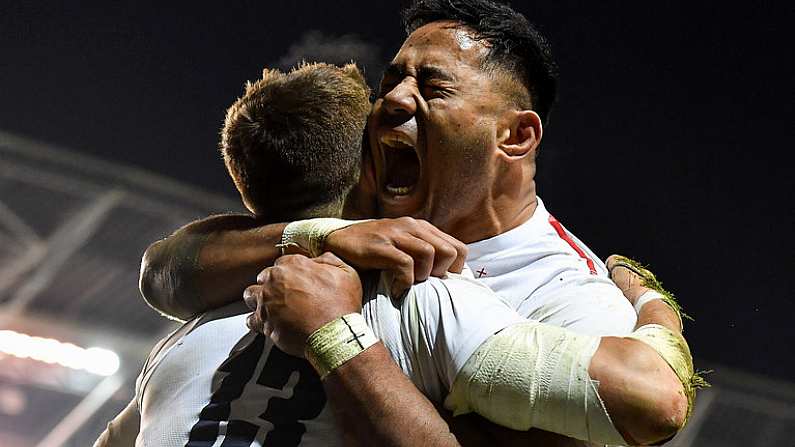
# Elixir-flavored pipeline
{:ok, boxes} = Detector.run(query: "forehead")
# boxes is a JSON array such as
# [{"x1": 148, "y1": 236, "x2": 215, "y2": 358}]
[{"x1": 392, "y1": 21, "x2": 489, "y2": 74}]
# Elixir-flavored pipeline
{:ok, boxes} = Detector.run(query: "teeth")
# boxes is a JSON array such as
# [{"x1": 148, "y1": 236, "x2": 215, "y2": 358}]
[{"x1": 386, "y1": 185, "x2": 412, "y2": 195}]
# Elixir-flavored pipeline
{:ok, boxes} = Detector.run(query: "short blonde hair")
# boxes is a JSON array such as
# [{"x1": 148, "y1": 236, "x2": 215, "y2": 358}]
[{"x1": 221, "y1": 62, "x2": 371, "y2": 220}]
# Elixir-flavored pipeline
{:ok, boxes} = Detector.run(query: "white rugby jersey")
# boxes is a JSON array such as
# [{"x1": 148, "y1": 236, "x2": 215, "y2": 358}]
[
  {"x1": 134, "y1": 197, "x2": 636, "y2": 445},
  {"x1": 467, "y1": 197, "x2": 637, "y2": 336},
  {"x1": 135, "y1": 302, "x2": 342, "y2": 447},
  {"x1": 135, "y1": 273, "x2": 521, "y2": 447}
]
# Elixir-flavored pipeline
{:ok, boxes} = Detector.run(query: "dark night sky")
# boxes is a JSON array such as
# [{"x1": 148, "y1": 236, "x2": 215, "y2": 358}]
[{"x1": 2, "y1": 2, "x2": 793, "y2": 381}]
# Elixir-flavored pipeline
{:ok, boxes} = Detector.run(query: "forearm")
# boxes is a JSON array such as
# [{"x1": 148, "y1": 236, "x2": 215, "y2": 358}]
[
  {"x1": 444, "y1": 411, "x2": 588, "y2": 447},
  {"x1": 323, "y1": 343, "x2": 459, "y2": 447},
  {"x1": 139, "y1": 214, "x2": 285, "y2": 320},
  {"x1": 635, "y1": 297, "x2": 681, "y2": 332},
  {"x1": 591, "y1": 337, "x2": 687, "y2": 445},
  {"x1": 592, "y1": 299, "x2": 690, "y2": 444},
  {"x1": 447, "y1": 312, "x2": 692, "y2": 445}
]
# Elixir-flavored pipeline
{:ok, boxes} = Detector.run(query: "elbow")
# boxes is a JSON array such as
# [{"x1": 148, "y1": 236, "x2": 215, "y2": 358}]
[
  {"x1": 629, "y1": 381, "x2": 688, "y2": 446},
  {"x1": 643, "y1": 388, "x2": 688, "y2": 445},
  {"x1": 139, "y1": 241, "x2": 191, "y2": 322},
  {"x1": 603, "y1": 340, "x2": 689, "y2": 445},
  {"x1": 138, "y1": 242, "x2": 158, "y2": 305}
]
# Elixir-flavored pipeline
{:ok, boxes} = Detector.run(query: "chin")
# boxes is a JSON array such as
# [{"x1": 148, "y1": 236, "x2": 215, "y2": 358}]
[{"x1": 376, "y1": 198, "x2": 422, "y2": 219}]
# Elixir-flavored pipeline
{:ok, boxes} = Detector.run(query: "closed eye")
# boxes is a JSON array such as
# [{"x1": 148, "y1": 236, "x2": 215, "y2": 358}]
[{"x1": 421, "y1": 83, "x2": 452, "y2": 99}]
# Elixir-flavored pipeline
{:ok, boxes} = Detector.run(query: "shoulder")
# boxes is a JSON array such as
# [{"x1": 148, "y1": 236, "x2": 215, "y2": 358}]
[{"x1": 413, "y1": 273, "x2": 502, "y2": 303}]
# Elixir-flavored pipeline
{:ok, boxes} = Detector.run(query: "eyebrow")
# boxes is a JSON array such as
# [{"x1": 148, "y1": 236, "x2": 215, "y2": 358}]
[
  {"x1": 382, "y1": 63, "x2": 456, "y2": 83},
  {"x1": 418, "y1": 65, "x2": 456, "y2": 83}
]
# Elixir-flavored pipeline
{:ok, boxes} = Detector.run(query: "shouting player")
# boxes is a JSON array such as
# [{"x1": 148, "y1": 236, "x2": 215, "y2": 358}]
[{"x1": 120, "y1": 1, "x2": 701, "y2": 446}]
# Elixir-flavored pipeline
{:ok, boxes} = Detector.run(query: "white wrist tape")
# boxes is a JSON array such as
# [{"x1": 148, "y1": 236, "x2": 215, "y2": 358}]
[
  {"x1": 445, "y1": 322, "x2": 626, "y2": 445},
  {"x1": 634, "y1": 290, "x2": 665, "y2": 314},
  {"x1": 304, "y1": 313, "x2": 378, "y2": 379},
  {"x1": 279, "y1": 218, "x2": 369, "y2": 257}
]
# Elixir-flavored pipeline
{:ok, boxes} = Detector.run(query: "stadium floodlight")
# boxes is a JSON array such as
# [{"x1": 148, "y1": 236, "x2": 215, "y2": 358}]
[{"x1": 0, "y1": 330, "x2": 120, "y2": 376}]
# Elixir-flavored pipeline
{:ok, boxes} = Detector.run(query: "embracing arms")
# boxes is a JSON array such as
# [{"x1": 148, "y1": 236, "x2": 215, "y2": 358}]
[
  {"x1": 139, "y1": 214, "x2": 283, "y2": 321},
  {"x1": 139, "y1": 216, "x2": 467, "y2": 320},
  {"x1": 244, "y1": 254, "x2": 696, "y2": 446}
]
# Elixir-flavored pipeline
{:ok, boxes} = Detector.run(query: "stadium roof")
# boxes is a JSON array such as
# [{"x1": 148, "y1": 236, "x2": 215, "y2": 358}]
[{"x1": 0, "y1": 130, "x2": 239, "y2": 446}]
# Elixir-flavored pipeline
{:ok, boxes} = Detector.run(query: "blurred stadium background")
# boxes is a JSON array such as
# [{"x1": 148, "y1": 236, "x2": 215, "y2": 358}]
[
  {"x1": 1, "y1": 131, "x2": 793, "y2": 446},
  {"x1": 0, "y1": 131, "x2": 237, "y2": 446},
  {"x1": 2, "y1": 1, "x2": 793, "y2": 446}
]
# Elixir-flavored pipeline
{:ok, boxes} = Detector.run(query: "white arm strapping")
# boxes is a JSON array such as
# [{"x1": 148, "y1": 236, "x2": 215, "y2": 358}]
[
  {"x1": 279, "y1": 218, "x2": 370, "y2": 257},
  {"x1": 633, "y1": 290, "x2": 664, "y2": 314},
  {"x1": 444, "y1": 321, "x2": 626, "y2": 446}
]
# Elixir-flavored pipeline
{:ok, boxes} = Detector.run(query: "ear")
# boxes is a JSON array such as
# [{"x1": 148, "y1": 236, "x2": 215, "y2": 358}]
[{"x1": 497, "y1": 110, "x2": 543, "y2": 159}]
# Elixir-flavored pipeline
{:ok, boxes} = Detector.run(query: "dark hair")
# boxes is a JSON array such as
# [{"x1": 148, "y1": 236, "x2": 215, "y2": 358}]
[
  {"x1": 402, "y1": 0, "x2": 558, "y2": 125},
  {"x1": 221, "y1": 62, "x2": 371, "y2": 221}
]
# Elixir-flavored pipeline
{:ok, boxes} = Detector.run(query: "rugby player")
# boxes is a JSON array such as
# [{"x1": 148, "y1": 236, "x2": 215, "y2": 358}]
[
  {"x1": 94, "y1": 62, "x2": 375, "y2": 446},
  {"x1": 130, "y1": 1, "x2": 700, "y2": 445},
  {"x1": 96, "y1": 62, "x2": 582, "y2": 447}
]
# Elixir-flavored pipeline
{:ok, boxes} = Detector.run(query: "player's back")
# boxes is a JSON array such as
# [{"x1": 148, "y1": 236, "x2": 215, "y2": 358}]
[{"x1": 136, "y1": 302, "x2": 342, "y2": 447}]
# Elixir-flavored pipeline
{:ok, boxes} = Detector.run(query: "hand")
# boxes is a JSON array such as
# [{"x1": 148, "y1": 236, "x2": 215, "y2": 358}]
[
  {"x1": 325, "y1": 217, "x2": 468, "y2": 296},
  {"x1": 606, "y1": 254, "x2": 651, "y2": 306},
  {"x1": 243, "y1": 253, "x2": 363, "y2": 358}
]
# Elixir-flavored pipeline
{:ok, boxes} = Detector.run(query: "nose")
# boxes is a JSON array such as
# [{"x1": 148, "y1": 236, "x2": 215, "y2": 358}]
[{"x1": 383, "y1": 78, "x2": 418, "y2": 118}]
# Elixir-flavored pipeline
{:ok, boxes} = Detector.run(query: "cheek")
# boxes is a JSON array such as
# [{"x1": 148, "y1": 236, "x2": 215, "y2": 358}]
[{"x1": 424, "y1": 104, "x2": 493, "y2": 179}]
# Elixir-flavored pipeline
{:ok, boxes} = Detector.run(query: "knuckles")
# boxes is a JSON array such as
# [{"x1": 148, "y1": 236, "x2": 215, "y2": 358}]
[
  {"x1": 274, "y1": 254, "x2": 306, "y2": 266},
  {"x1": 436, "y1": 244, "x2": 456, "y2": 259},
  {"x1": 415, "y1": 240, "x2": 436, "y2": 258},
  {"x1": 268, "y1": 265, "x2": 289, "y2": 285},
  {"x1": 395, "y1": 216, "x2": 419, "y2": 228}
]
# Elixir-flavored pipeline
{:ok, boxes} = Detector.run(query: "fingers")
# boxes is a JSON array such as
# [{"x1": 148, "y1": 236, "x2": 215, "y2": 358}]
[
  {"x1": 378, "y1": 247, "x2": 414, "y2": 297},
  {"x1": 246, "y1": 312, "x2": 264, "y2": 333},
  {"x1": 440, "y1": 233, "x2": 468, "y2": 274},
  {"x1": 243, "y1": 285, "x2": 268, "y2": 334},
  {"x1": 412, "y1": 229, "x2": 461, "y2": 277},
  {"x1": 393, "y1": 236, "x2": 435, "y2": 283},
  {"x1": 244, "y1": 284, "x2": 262, "y2": 310},
  {"x1": 324, "y1": 217, "x2": 467, "y2": 290},
  {"x1": 390, "y1": 255, "x2": 415, "y2": 297},
  {"x1": 403, "y1": 219, "x2": 468, "y2": 276},
  {"x1": 416, "y1": 220, "x2": 468, "y2": 274},
  {"x1": 605, "y1": 254, "x2": 649, "y2": 304}
]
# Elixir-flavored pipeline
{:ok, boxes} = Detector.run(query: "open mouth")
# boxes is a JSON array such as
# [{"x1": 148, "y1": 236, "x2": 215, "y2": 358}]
[{"x1": 381, "y1": 135, "x2": 420, "y2": 196}]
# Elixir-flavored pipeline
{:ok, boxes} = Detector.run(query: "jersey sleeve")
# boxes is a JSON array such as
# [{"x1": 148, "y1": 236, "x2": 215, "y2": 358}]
[
  {"x1": 522, "y1": 280, "x2": 637, "y2": 336},
  {"x1": 398, "y1": 274, "x2": 526, "y2": 396}
]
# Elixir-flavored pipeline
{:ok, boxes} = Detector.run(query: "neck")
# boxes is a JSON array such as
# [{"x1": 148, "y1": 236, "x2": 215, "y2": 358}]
[{"x1": 447, "y1": 180, "x2": 538, "y2": 244}]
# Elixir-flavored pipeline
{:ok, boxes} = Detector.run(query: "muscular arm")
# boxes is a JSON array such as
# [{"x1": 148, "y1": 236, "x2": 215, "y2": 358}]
[
  {"x1": 141, "y1": 216, "x2": 466, "y2": 321},
  {"x1": 448, "y1": 292, "x2": 690, "y2": 446},
  {"x1": 321, "y1": 337, "x2": 580, "y2": 447},
  {"x1": 139, "y1": 214, "x2": 284, "y2": 321},
  {"x1": 247, "y1": 254, "x2": 692, "y2": 447},
  {"x1": 323, "y1": 343, "x2": 460, "y2": 447},
  {"x1": 588, "y1": 300, "x2": 687, "y2": 444}
]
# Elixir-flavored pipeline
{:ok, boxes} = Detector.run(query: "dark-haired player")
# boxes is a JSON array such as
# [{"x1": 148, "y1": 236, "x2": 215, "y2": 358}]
[{"x1": 135, "y1": 1, "x2": 699, "y2": 446}]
